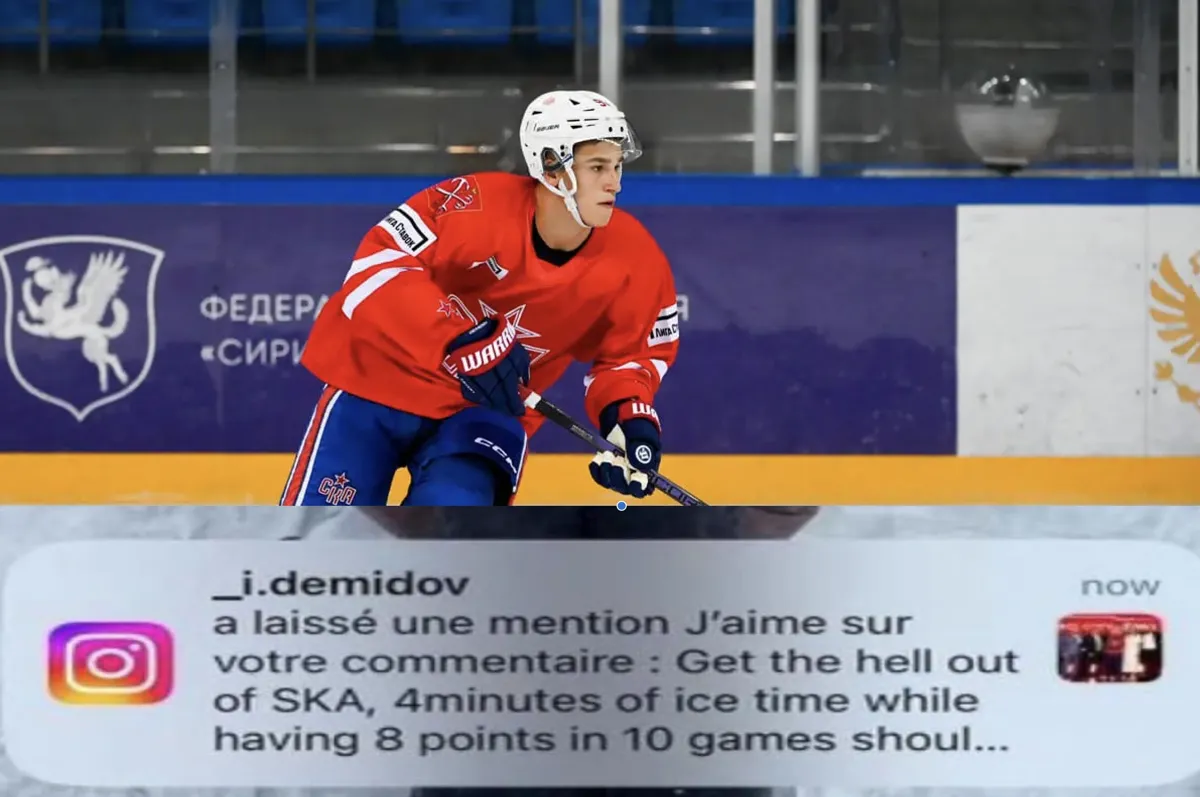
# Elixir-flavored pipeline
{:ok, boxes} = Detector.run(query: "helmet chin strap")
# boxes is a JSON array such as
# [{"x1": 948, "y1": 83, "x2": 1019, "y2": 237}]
[{"x1": 541, "y1": 165, "x2": 591, "y2": 229}]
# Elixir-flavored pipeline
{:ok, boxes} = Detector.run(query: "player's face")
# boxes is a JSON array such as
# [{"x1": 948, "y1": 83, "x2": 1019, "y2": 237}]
[{"x1": 572, "y1": 142, "x2": 623, "y2": 227}]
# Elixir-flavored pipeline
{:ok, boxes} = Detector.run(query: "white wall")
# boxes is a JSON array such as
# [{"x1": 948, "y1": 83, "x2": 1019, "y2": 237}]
[{"x1": 957, "y1": 205, "x2": 1200, "y2": 456}]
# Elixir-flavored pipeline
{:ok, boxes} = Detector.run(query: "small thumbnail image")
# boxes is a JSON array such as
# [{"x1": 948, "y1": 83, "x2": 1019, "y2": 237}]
[{"x1": 1057, "y1": 613, "x2": 1163, "y2": 683}]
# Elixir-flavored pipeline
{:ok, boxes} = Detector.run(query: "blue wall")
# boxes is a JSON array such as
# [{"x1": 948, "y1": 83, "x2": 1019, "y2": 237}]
[{"x1": 5, "y1": 174, "x2": 1200, "y2": 206}]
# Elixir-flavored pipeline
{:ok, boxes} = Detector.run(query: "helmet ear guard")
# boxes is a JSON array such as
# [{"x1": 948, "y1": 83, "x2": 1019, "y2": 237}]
[{"x1": 540, "y1": 146, "x2": 569, "y2": 175}]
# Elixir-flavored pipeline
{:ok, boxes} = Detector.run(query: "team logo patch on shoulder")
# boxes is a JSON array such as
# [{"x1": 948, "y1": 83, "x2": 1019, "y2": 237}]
[
  {"x1": 427, "y1": 175, "x2": 483, "y2": 218},
  {"x1": 647, "y1": 301, "x2": 680, "y2": 347},
  {"x1": 377, "y1": 203, "x2": 436, "y2": 256}
]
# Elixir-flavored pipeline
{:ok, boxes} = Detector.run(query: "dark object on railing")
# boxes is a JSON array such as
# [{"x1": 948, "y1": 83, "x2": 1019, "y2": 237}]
[{"x1": 954, "y1": 66, "x2": 1060, "y2": 175}]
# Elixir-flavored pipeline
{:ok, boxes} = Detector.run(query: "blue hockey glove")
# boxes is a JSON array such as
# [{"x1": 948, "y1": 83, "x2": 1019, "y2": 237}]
[
  {"x1": 589, "y1": 400, "x2": 662, "y2": 498},
  {"x1": 444, "y1": 316, "x2": 531, "y2": 416}
]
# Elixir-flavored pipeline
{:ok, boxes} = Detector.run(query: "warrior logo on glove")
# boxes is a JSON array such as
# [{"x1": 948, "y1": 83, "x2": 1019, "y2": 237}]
[
  {"x1": 448, "y1": 320, "x2": 519, "y2": 376},
  {"x1": 442, "y1": 316, "x2": 531, "y2": 417},
  {"x1": 628, "y1": 402, "x2": 659, "y2": 424}
]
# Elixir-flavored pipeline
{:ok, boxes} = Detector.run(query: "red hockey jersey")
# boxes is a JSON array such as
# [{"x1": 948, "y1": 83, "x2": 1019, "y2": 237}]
[{"x1": 300, "y1": 172, "x2": 681, "y2": 439}]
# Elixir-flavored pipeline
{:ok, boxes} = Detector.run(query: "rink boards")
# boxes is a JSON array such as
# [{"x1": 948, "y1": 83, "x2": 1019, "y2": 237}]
[{"x1": 0, "y1": 177, "x2": 1196, "y2": 504}]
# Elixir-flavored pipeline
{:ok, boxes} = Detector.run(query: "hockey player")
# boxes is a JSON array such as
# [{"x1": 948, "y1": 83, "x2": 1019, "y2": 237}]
[{"x1": 280, "y1": 90, "x2": 681, "y2": 507}]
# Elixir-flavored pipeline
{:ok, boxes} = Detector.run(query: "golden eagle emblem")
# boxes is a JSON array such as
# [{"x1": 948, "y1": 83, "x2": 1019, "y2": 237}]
[{"x1": 1151, "y1": 252, "x2": 1200, "y2": 411}]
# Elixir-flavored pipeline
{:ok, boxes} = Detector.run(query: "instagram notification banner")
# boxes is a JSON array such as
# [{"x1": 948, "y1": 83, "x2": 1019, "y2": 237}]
[{"x1": 3, "y1": 538, "x2": 1199, "y2": 790}]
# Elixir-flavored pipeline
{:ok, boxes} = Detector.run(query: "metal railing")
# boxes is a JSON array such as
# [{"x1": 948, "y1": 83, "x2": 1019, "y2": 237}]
[{"x1": 0, "y1": 0, "x2": 1193, "y2": 175}]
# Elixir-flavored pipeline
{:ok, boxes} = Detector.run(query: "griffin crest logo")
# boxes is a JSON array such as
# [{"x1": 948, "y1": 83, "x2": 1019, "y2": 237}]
[
  {"x1": 0, "y1": 235, "x2": 163, "y2": 421},
  {"x1": 1150, "y1": 252, "x2": 1200, "y2": 412}
]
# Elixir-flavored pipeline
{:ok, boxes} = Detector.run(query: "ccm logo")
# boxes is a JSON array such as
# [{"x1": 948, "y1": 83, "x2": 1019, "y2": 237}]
[
  {"x1": 456, "y1": 322, "x2": 517, "y2": 375},
  {"x1": 475, "y1": 436, "x2": 518, "y2": 475}
]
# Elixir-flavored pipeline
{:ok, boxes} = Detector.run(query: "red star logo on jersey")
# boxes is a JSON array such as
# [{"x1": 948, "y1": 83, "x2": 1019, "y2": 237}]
[
  {"x1": 478, "y1": 300, "x2": 551, "y2": 365},
  {"x1": 437, "y1": 300, "x2": 464, "y2": 320}
]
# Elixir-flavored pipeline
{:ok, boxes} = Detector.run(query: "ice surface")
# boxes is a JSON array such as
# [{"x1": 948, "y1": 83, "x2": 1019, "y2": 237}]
[{"x1": 0, "y1": 505, "x2": 1195, "y2": 797}]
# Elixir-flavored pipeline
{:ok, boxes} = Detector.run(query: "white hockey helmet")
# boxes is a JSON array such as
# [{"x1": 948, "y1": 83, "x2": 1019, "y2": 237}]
[{"x1": 519, "y1": 89, "x2": 642, "y2": 228}]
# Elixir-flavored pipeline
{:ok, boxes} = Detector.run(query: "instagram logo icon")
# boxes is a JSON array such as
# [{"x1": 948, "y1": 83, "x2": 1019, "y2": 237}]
[{"x1": 48, "y1": 622, "x2": 174, "y2": 705}]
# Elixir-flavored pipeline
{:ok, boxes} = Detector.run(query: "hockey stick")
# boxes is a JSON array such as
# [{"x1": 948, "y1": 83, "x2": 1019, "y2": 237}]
[{"x1": 522, "y1": 389, "x2": 709, "y2": 507}]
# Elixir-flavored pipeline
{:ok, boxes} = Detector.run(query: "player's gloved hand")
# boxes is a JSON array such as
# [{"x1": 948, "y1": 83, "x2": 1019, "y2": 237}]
[
  {"x1": 589, "y1": 400, "x2": 662, "y2": 498},
  {"x1": 444, "y1": 316, "x2": 531, "y2": 416}
]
